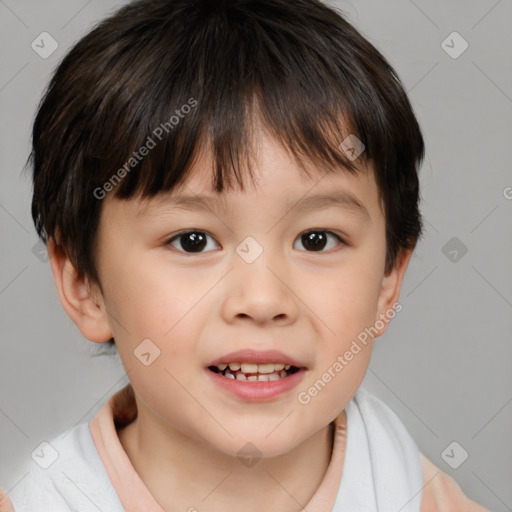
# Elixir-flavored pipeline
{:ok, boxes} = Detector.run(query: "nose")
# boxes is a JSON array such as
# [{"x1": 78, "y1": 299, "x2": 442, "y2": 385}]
[{"x1": 220, "y1": 253, "x2": 300, "y2": 327}]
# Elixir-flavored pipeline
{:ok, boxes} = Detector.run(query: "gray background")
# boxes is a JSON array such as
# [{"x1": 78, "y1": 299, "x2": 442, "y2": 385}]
[{"x1": 0, "y1": 0, "x2": 511, "y2": 510}]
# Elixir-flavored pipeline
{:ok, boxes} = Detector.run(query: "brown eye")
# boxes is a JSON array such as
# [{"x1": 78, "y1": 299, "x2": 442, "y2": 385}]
[
  {"x1": 294, "y1": 230, "x2": 344, "y2": 252},
  {"x1": 166, "y1": 230, "x2": 219, "y2": 253}
]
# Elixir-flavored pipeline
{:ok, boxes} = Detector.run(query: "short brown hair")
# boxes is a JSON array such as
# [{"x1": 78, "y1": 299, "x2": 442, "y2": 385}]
[{"x1": 30, "y1": 0, "x2": 424, "y2": 291}]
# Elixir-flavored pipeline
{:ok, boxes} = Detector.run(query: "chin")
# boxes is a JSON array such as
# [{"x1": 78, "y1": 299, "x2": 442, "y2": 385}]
[{"x1": 204, "y1": 429, "x2": 301, "y2": 461}]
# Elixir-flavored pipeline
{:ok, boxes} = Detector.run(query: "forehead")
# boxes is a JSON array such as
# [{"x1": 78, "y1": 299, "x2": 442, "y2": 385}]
[
  {"x1": 132, "y1": 133, "x2": 382, "y2": 221},
  {"x1": 104, "y1": 132, "x2": 383, "y2": 230}
]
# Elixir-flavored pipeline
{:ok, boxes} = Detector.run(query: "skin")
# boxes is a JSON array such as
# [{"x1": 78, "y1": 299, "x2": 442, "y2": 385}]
[{"x1": 48, "y1": 128, "x2": 412, "y2": 511}]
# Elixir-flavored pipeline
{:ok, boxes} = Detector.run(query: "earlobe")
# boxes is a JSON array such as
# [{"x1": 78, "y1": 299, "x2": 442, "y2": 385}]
[
  {"x1": 47, "y1": 238, "x2": 113, "y2": 343},
  {"x1": 374, "y1": 248, "x2": 413, "y2": 336}
]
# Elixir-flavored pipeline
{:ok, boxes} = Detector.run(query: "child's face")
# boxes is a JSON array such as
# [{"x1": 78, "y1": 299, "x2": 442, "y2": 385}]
[{"x1": 89, "y1": 131, "x2": 409, "y2": 457}]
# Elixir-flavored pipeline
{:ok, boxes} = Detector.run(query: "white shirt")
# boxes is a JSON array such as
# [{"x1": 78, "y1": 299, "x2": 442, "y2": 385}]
[{"x1": 1, "y1": 386, "x2": 427, "y2": 511}]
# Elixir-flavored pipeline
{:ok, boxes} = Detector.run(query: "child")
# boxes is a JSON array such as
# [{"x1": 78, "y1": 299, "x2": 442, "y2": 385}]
[{"x1": 0, "y1": 0, "x2": 491, "y2": 510}]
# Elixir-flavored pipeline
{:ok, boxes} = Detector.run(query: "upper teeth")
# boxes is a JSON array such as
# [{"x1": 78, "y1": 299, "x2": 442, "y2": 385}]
[{"x1": 217, "y1": 362, "x2": 291, "y2": 373}]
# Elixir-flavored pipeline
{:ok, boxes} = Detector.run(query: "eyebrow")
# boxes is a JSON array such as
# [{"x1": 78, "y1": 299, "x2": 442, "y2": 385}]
[
  {"x1": 138, "y1": 189, "x2": 370, "y2": 220},
  {"x1": 284, "y1": 191, "x2": 370, "y2": 220}
]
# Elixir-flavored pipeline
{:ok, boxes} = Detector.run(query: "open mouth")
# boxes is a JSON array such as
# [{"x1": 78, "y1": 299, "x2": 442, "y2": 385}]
[{"x1": 208, "y1": 362, "x2": 301, "y2": 382}]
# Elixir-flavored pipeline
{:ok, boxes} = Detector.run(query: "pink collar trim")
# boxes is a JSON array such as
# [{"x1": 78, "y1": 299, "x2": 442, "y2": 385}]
[{"x1": 89, "y1": 385, "x2": 347, "y2": 511}]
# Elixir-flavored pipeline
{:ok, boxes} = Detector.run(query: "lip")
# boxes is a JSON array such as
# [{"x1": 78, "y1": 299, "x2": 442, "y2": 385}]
[
  {"x1": 206, "y1": 348, "x2": 307, "y2": 368},
  {"x1": 205, "y1": 348, "x2": 308, "y2": 402},
  {"x1": 206, "y1": 366, "x2": 306, "y2": 402}
]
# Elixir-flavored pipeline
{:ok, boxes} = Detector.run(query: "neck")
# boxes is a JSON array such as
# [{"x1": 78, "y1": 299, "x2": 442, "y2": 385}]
[{"x1": 118, "y1": 400, "x2": 344, "y2": 512}]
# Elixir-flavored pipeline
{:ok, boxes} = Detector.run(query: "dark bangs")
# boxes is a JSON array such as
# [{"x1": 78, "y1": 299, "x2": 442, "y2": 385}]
[{"x1": 30, "y1": 0, "x2": 424, "y2": 286}]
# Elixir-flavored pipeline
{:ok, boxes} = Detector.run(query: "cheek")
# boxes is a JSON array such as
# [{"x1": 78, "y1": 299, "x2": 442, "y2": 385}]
[
  {"x1": 102, "y1": 253, "x2": 216, "y2": 340},
  {"x1": 122, "y1": 355, "x2": 216, "y2": 445},
  {"x1": 99, "y1": 256, "x2": 212, "y2": 410},
  {"x1": 301, "y1": 260, "x2": 382, "y2": 337},
  {"x1": 103, "y1": 249, "x2": 214, "y2": 344}
]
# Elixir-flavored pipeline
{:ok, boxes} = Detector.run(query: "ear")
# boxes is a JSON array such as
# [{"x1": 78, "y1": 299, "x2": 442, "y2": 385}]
[
  {"x1": 374, "y1": 248, "x2": 412, "y2": 338},
  {"x1": 47, "y1": 238, "x2": 113, "y2": 343}
]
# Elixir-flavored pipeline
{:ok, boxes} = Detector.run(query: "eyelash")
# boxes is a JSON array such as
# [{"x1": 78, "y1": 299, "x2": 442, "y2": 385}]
[{"x1": 164, "y1": 229, "x2": 346, "y2": 254}]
